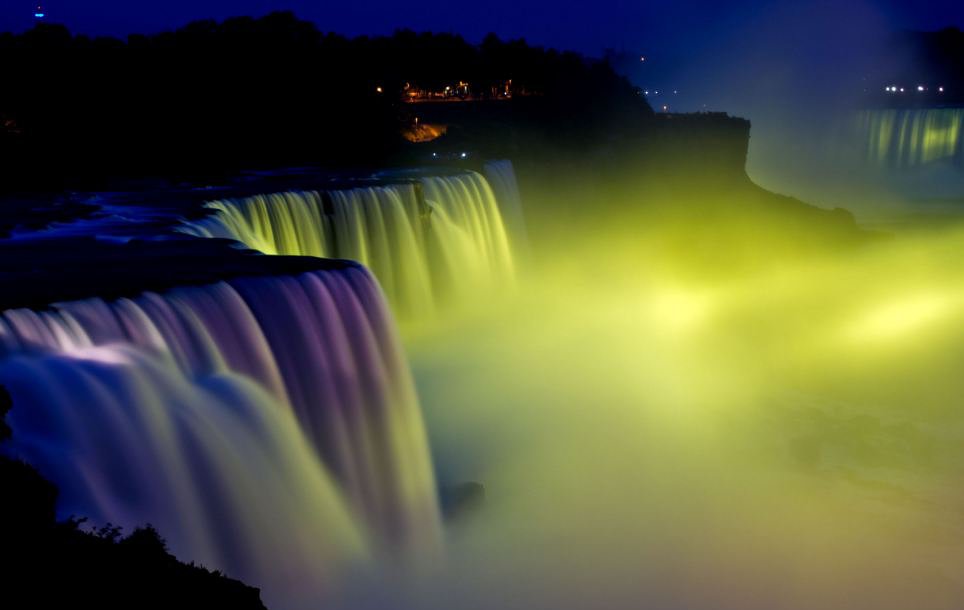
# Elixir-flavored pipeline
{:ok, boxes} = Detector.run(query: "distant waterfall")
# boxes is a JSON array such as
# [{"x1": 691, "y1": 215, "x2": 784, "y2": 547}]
[
  {"x1": 0, "y1": 265, "x2": 442, "y2": 608},
  {"x1": 179, "y1": 170, "x2": 516, "y2": 317},
  {"x1": 857, "y1": 108, "x2": 964, "y2": 168}
]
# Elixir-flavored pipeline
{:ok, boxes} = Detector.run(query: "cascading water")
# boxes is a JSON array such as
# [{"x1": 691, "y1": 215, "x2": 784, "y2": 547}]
[
  {"x1": 0, "y1": 264, "x2": 442, "y2": 608},
  {"x1": 857, "y1": 108, "x2": 964, "y2": 168},
  {"x1": 483, "y1": 160, "x2": 528, "y2": 255},
  {"x1": 178, "y1": 169, "x2": 517, "y2": 317},
  {"x1": 418, "y1": 172, "x2": 515, "y2": 304}
]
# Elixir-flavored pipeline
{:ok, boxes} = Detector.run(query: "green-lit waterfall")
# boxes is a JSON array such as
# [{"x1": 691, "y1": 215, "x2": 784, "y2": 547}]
[
  {"x1": 179, "y1": 170, "x2": 516, "y2": 317},
  {"x1": 857, "y1": 108, "x2": 964, "y2": 168}
]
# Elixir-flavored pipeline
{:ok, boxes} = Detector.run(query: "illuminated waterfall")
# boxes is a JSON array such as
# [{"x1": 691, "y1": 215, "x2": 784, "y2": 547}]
[
  {"x1": 0, "y1": 265, "x2": 442, "y2": 607},
  {"x1": 483, "y1": 160, "x2": 528, "y2": 255},
  {"x1": 857, "y1": 108, "x2": 964, "y2": 168},
  {"x1": 179, "y1": 170, "x2": 516, "y2": 317}
]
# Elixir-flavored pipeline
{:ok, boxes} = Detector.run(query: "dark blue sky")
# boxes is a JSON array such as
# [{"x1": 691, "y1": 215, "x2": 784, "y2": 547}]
[
  {"x1": 4, "y1": 1, "x2": 963, "y2": 114},
  {"x1": 5, "y1": 1, "x2": 963, "y2": 54}
]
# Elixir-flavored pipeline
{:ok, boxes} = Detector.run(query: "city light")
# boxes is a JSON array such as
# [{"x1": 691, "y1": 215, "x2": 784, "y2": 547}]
[{"x1": 881, "y1": 84, "x2": 948, "y2": 94}]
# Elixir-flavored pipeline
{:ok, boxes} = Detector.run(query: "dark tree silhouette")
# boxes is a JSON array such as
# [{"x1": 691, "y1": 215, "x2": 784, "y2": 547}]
[{"x1": 0, "y1": 11, "x2": 650, "y2": 193}]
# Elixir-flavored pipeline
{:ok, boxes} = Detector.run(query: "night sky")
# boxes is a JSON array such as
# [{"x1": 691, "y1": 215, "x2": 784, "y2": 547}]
[
  {"x1": 4, "y1": 1, "x2": 964, "y2": 113},
  {"x1": 4, "y1": 1, "x2": 962, "y2": 54}
]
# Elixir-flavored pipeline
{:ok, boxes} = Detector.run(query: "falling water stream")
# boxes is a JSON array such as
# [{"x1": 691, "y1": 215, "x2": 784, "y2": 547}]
[
  {"x1": 16, "y1": 157, "x2": 964, "y2": 610},
  {"x1": 179, "y1": 170, "x2": 517, "y2": 318},
  {"x1": 856, "y1": 108, "x2": 964, "y2": 168},
  {"x1": 0, "y1": 163, "x2": 528, "y2": 608},
  {"x1": 0, "y1": 265, "x2": 442, "y2": 608}
]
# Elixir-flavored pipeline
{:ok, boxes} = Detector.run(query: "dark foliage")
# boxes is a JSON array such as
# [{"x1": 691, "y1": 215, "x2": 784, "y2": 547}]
[
  {"x1": 0, "y1": 386, "x2": 267, "y2": 610},
  {"x1": 0, "y1": 11, "x2": 649, "y2": 193}
]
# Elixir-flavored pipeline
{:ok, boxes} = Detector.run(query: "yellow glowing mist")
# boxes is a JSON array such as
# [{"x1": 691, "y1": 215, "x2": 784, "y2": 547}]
[
  {"x1": 845, "y1": 292, "x2": 956, "y2": 343},
  {"x1": 340, "y1": 195, "x2": 964, "y2": 610}
]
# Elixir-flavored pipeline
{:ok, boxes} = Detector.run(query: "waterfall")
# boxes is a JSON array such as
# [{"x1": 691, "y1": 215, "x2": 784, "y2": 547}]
[
  {"x1": 483, "y1": 160, "x2": 529, "y2": 256},
  {"x1": 857, "y1": 108, "x2": 964, "y2": 168},
  {"x1": 418, "y1": 172, "x2": 515, "y2": 305},
  {"x1": 179, "y1": 170, "x2": 516, "y2": 317},
  {"x1": 0, "y1": 265, "x2": 442, "y2": 608}
]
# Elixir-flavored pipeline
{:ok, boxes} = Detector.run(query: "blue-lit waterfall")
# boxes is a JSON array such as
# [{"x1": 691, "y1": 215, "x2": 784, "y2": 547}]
[
  {"x1": 179, "y1": 169, "x2": 518, "y2": 317},
  {"x1": 0, "y1": 265, "x2": 442, "y2": 608}
]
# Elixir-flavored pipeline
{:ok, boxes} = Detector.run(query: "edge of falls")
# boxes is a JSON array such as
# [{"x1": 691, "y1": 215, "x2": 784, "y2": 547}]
[
  {"x1": 0, "y1": 263, "x2": 442, "y2": 607},
  {"x1": 178, "y1": 166, "x2": 520, "y2": 317}
]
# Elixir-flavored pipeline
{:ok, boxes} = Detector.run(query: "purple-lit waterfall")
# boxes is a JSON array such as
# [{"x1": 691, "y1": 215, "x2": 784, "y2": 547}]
[{"x1": 0, "y1": 264, "x2": 442, "y2": 607}]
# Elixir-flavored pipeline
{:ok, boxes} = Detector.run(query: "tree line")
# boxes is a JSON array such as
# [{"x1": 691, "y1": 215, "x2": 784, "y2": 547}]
[{"x1": 0, "y1": 11, "x2": 649, "y2": 191}]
